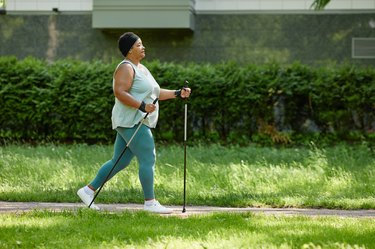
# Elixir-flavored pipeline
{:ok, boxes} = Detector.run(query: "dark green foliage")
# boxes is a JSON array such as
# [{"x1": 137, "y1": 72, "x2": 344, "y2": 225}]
[
  {"x1": 311, "y1": 0, "x2": 331, "y2": 10},
  {"x1": 1, "y1": 56, "x2": 374, "y2": 145},
  {"x1": 0, "y1": 57, "x2": 115, "y2": 143}
]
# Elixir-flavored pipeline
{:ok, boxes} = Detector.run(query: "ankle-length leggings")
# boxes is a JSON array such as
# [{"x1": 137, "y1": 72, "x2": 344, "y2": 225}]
[{"x1": 89, "y1": 125, "x2": 155, "y2": 199}]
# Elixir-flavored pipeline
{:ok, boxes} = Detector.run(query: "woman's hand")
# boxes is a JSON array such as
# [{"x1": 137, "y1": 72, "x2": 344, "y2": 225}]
[
  {"x1": 181, "y1": 88, "x2": 191, "y2": 98},
  {"x1": 145, "y1": 103, "x2": 157, "y2": 113}
]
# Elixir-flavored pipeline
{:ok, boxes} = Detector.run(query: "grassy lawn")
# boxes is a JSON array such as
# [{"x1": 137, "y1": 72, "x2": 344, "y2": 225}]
[
  {"x1": 1, "y1": 209, "x2": 374, "y2": 249},
  {"x1": 0, "y1": 143, "x2": 374, "y2": 209},
  {"x1": 1, "y1": 143, "x2": 374, "y2": 248}
]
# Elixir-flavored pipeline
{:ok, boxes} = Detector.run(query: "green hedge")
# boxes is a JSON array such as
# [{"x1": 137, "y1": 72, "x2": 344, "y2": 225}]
[{"x1": 1, "y1": 56, "x2": 374, "y2": 145}]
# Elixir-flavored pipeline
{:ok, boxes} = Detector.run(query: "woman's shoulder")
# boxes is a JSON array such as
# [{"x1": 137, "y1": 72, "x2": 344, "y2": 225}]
[
  {"x1": 118, "y1": 61, "x2": 134, "y2": 70},
  {"x1": 114, "y1": 61, "x2": 135, "y2": 78},
  {"x1": 117, "y1": 59, "x2": 134, "y2": 68}
]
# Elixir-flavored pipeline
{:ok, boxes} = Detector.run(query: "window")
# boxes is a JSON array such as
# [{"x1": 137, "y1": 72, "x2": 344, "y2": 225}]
[{"x1": 352, "y1": 38, "x2": 375, "y2": 59}]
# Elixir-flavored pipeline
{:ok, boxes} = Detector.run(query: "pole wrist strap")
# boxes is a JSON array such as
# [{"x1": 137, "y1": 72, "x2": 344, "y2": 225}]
[
  {"x1": 175, "y1": 89, "x2": 186, "y2": 99},
  {"x1": 138, "y1": 101, "x2": 147, "y2": 113}
]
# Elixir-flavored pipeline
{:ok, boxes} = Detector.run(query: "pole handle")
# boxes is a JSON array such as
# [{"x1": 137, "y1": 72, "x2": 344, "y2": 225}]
[{"x1": 143, "y1": 98, "x2": 159, "y2": 119}]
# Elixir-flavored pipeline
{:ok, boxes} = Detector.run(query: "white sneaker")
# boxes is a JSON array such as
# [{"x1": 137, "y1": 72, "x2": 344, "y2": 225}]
[
  {"x1": 77, "y1": 187, "x2": 100, "y2": 210},
  {"x1": 144, "y1": 200, "x2": 173, "y2": 214}
]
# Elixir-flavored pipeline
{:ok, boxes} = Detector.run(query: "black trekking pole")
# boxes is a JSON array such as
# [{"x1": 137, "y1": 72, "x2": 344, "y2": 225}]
[
  {"x1": 182, "y1": 80, "x2": 189, "y2": 213},
  {"x1": 88, "y1": 98, "x2": 159, "y2": 208}
]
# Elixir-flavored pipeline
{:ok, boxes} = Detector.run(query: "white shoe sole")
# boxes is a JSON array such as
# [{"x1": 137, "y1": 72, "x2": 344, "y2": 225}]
[
  {"x1": 77, "y1": 188, "x2": 100, "y2": 210},
  {"x1": 144, "y1": 208, "x2": 173, "y2": 214},
  {"x1": 144, "y1": 204, "x2": 173, "y2": 214}
]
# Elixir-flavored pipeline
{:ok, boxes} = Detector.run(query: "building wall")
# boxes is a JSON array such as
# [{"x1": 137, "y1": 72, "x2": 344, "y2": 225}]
[
  {"x1": 1, "y1": 0, "x2": 374, "y2": 66},
  {"x1": 1, "y1": 12, "x2": 374, "y2": 66},
  {"x1": 4, "y1": 0, "x2": 375, "y2": 11},
  {"x1": 4, "y1": 0, "x2": 92, "y2": 11},
  {"x1": 195, "y1": 0, "x2": 375, "y2": 11}
]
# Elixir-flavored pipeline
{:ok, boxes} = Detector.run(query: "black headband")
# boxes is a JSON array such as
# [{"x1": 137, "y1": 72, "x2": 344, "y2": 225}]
[{"x1": 118, "y1": 32, "x2": 139, "y2": 57}]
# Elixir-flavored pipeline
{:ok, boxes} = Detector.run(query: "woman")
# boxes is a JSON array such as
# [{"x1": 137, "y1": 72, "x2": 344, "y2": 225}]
[{"x1": 77, "y1": 32, "x2": 191, "y2": 214}]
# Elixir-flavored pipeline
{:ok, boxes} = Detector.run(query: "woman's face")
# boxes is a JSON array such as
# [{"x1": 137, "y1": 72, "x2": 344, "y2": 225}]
[{"x1": 130, "y1": 38, "x2": 145, "y2": 59}]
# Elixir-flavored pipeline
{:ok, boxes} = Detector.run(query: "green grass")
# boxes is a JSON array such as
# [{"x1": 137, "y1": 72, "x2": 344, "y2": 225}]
[
  {"x1": 0, "y1": 143, "x2": 375, "y2": 209},
  {"x1": 1, "y1": 143, "x2": 375, "y2": 248},
  {"x1": 1, "y1": 209, "x2": 374, "y2": 249}
]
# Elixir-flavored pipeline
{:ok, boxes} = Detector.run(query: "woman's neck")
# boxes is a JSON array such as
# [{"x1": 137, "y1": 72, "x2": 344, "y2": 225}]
[{"x1": 125, "y1": 56, "x2": 140, "y2": 66}]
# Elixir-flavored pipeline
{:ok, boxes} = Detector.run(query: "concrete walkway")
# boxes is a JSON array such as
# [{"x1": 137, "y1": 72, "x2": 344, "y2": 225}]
[{"x1": 1, "y1": 201, "x2": 375, "y2": 218}]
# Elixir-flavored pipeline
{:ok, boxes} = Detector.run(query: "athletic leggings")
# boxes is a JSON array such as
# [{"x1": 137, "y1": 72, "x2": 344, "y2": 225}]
[{"x1": 89, "y1": 125, "x2": 156, "y2": 199}]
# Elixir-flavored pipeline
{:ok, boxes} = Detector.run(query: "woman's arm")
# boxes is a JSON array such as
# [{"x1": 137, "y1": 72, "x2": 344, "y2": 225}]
[
  {"x1": 159, "y1": 88, "x2": 191, "y2": 101},
  {"x1": 113, "y1": 63, "x2": 156, "y2": 113},
  {"x1": 113, "y1": 63, "x2": 139, "y2": 108},
  {"x1": 159, "y1": 89, "x2": 177, "y2": 100}
]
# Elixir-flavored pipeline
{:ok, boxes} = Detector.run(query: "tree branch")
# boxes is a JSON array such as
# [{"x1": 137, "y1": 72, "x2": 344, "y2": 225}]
[{"x1": 310, "y1": 0, "x2": 331, "y2": 10}]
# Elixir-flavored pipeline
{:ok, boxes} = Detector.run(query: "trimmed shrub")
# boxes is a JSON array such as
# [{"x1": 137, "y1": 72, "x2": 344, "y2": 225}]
[{"x1": 1, "y1": 56, "x2": 374, "y2": 145}]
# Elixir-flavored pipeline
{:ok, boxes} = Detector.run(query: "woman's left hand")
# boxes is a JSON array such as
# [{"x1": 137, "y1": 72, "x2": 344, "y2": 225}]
[{"x1": 181, "y1": 88, "x2": 191, "y2": 98}]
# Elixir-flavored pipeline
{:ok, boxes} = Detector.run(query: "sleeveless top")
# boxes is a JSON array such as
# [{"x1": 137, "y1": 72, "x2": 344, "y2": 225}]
[{"x1": 111, "y1": 59, "x2": 160, "y2": 129}]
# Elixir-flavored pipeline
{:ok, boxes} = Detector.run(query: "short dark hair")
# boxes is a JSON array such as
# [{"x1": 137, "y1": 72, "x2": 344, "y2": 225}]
[{"x1": 118, "y1": 32, "x2": 140, "y2": 57}]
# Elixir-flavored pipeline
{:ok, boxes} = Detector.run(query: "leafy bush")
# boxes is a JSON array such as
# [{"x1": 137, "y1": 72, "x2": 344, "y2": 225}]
[{"x1": 1, "y1": 56, "x2": 374, "y2": 145}]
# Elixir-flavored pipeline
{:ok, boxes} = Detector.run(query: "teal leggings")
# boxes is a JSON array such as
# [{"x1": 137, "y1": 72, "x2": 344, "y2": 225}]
[{"x1": 89, "y1": 125, "x2": 156, "y2": 199}]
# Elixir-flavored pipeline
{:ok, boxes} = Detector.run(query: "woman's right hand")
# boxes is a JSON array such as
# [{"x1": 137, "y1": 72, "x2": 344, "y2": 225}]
[{"x1": 145, "y1": 103, "x2": 157, "y2": 113}]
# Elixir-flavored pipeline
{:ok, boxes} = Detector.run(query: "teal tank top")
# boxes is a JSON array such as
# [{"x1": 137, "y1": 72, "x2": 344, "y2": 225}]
[{"x1": 111, "y1": 60, "x2": 160, "y2": 129}]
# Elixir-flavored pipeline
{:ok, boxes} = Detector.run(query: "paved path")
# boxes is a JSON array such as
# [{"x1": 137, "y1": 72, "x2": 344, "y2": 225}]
[{"x1": 1, "y1": 201, "x2": 375, "y2": 218}]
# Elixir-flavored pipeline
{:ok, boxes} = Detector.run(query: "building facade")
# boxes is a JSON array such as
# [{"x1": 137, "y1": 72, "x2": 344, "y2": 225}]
[{"x1": 0, "y1": 0, "x2": 374, "y2": 65}]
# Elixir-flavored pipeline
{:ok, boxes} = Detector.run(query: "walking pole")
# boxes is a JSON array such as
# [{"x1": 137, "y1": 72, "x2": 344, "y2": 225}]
[
  {"x1": 182, "y1": 80, "x2": 189, "y2": 213},
  {"x1": 88, "y1": 98, "x2": 159, "y2": 208}
]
